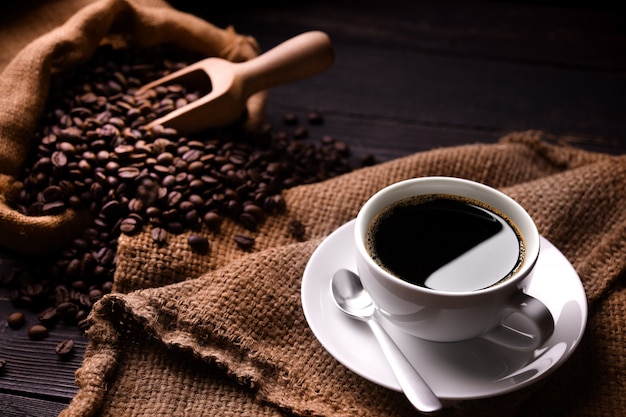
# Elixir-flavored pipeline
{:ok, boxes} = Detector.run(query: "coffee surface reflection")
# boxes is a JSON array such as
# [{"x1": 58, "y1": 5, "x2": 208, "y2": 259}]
[{"x1": 365, "y1": 194, "x2": 524, "y2": 292}]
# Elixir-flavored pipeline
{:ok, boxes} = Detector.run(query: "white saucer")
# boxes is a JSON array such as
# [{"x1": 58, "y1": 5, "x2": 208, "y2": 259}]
[{"x1": 301, "y1": 219, "x2": 587, "y2": 400}]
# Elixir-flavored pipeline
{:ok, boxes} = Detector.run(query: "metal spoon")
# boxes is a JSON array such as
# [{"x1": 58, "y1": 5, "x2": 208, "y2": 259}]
[{"x1": 331, "y1": 268, "x2": 442, "y2": 414}]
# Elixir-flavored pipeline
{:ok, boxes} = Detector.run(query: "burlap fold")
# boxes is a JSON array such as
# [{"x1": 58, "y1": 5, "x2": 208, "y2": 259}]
[
  {"x1": 56, "y1": 133, "x2": 626, "y2": 417},
  {"x1": 0, "y1": 2, "x2": 624, "y2": 417},
  {"x1": 0, "y1": 0, "x2": 264, "y2": 253}
]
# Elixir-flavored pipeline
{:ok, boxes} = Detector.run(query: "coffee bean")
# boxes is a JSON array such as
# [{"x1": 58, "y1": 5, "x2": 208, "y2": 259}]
[
  {"x1": 239, "y1": 212, "x2": 258, "y2": 231},
  {"x1": 42, "y1": 185, "x2": 63, "y2": 202},
  {"x1": 243, "y1": 203, "x2": 264, "y2": 220},
  {"x1": 188, "y1": 235, "x2": 210, "y2": 254},
  {"x1": 117, "y1": 166, "x2": 140, "y2": 179},
  {"x1": 203, "y1": 212, "x2": 222, "y2": 231},
  {"x1": 293, "y1": 126, "x2": 309, "y2": 139},
  {"x1": 100, "y1": 200, "x2": 122, "y2": 219},
  {"x1": 151, "y1": 227, "x2": 168, "y2": 244},
  {"x1": 28, "y1": 324, "x2": 49, "y2": 340},
  {"x1": 234, "y1": 233, "x2": 255, "y2": 250},
  {"x1": 50, "y1": 151, "x2": 68, "y2": 167},
  {"x1": 89, "y1": 288, "x2": 103, "y2": 303},
  {"x1": 120, "y1": 217, "x2": 142, "y2": 235},
  {"x1": 38, "y1": 307, "x2": 58, "y2": 325},
  {"x1": 3, "y1": 43, "x2": 361, "y2": 336},
  {"x1": 288, "y1": 219, "x2": 306, "y2": 240},
  {"x1": 55, "y1": 339, "x2": 75, "y2": 357},
  {"x1": 55, "y1": 285, "x2": 70, "y2": 304},
  {"x1": 282, "y1": 112, "x2": 298, "y2": 125},
  {"x1": 56, "y1": 302, "x2": 78, "y2": 322},
  {"x1": 6, "y1": 311, "x2": 25, "y2": 329},
  {"x1": 42, "y1": 201, "x2": 66, "y2": 215},
  {"x1": 307, "y1": 110, "x2": 324, "y2": 125}
]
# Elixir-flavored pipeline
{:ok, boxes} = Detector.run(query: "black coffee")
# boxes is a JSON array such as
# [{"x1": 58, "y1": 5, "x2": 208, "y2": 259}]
[{"x1": 365, "y1": 194, "x2": 524, "y2": 292}]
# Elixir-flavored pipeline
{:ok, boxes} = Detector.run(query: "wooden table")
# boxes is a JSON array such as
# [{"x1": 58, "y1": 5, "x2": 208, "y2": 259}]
[{"x1": 1, "y1": 1, "x2": 625, "y2": 415}]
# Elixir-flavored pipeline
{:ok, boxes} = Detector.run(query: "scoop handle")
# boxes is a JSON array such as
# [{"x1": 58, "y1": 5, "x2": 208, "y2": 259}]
[{"x1": 236, "y1": 31, "x2": 335, "y2": 97}]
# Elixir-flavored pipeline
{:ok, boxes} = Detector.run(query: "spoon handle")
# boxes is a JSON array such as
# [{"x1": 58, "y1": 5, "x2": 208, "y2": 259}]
[{"x1": 367, "y1": 319, "x2": 442, "y2": 414}]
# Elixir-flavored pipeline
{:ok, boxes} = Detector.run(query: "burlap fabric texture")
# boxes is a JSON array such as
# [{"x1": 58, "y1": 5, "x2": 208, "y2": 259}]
[
  {"x1": 0, "y1": 1, "x2": 624, "y2": 417},
  {"x1": 0, "y1": 0, "x2": 264, "y2": 253},
  {"x1": 54, "y1": 133, "x2": 624, "y2": 417}
]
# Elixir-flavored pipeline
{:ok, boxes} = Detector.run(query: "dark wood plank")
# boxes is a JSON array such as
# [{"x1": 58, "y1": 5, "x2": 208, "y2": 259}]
[
  {"x1": 0, "y1": 392, "x2": 68, "y2": 417},
  {"x1": 0, "y1": 1, "x2": 625, "y2": 416},
  {"x1": 179, "y1": 0, "x2": 626, "y2": 70},
  {"x1": 265, "y1": 42, "x2": 626, "y2": 142},
  {"x1": 177, "y1": 0, "x2": 626, "y2": 155},
  {"x1": 0, "y1": 289, "x2": 85, "y2": 401}
]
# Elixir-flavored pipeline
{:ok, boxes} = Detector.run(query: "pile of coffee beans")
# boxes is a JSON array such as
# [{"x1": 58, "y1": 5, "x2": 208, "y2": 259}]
[{"x1": 0, "y1": 43, "x2": 370, "y2": 340}]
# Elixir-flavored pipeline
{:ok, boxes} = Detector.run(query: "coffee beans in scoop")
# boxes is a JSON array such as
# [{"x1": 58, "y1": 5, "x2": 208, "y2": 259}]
[{"x1": 0, "y1": 43, "x2": 361, "y2": 337}]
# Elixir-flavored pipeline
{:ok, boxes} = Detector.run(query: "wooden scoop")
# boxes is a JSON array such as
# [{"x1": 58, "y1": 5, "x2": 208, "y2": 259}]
[{"x1": 138, "y1": 31, "x2": 334, "y2": 135}]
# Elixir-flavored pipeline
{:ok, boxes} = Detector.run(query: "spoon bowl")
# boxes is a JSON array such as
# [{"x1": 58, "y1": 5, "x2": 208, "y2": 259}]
[{"x1": 331, "y1": 268, "x2": 442, "y2": 414}]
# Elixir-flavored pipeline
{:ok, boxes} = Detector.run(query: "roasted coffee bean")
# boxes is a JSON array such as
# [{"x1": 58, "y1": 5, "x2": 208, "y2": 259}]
[
  {"x1": 282, "y1": 112, "x2": 299, "y2": 125},
  {"x1": 50, "y1": 151, "x2": 68, "y2": 167},
  {"x1": 307, "y1": 110, "x2": 324, "y2": 125},
  {"x1": 56, "y1": 302, "x2": 79, "y2": 321},
  {"x1": 288, "y1": 219, "x2": 306, "y2": 240},
  {"x1": 42, "y1": 185, "x2": 63, "y2": 202},
  {"x1": 293, "y1": 126, "x2": 309, "y2": 139},
  {"x1": 55, "y1": 285, "x2": 70, "y2": 304},
  {"x1": 239, "y1": 212, "x2": 258, "y2": 231},
  {"x1": 203, "y1": 211, "x2": 222, "y2": 231},
  {"x1": 42, "y1": 201, "x2": 66, "y2": 215},
  {"x1": 89, "y1": 288, "x2": 103, "y2": 303},
  {"x1": 38, "y1": 307, "x2": 58, "y2": 325},
  {"x1": 234, "y1": 233, "x2": 255, "y2": 250},
  {"x1": 25, "y1": 283, "x2": 45, "y2": 300},
  {"x1": 361, "y1": 153, "x2": 376, "y2": 167},
  {"x1": 55, "y1": 339, "x2": 75, "y2": 357},
  {"x1": 78, "y1": 293, "x2": 92, "y2": 308},
  {"x1": 3, "y1": 43, "x2": 361, "y2": 335},
  {"x1": 120, "y1": 217, "x2": 142, "y2": 235},
  {"x1": 243, "y1": 203, "x2": 264, "y2": 221},
  {"x1": 151, "y1": 227, "x2": 168, "y2": 244},
  {"x1": 117, "y1": 166, "x2": 140, "y2": 179},
  {"x1": 6, "y1": 311, "x2": 25, "y2": 329},
  {"x1": 188, "y1": 235, "x2": 210, "y2": 254},
  {"x1": 101, "y1": 281, "x2": 114, "y2": 293},
  {"x1": 28, "y1": 324, "x2": 49, "y2": 340}
]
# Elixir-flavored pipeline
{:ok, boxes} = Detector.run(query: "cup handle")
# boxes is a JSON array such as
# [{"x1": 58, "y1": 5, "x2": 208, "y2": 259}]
[{"x1": 481, "y1": 291, "x2": 555, "y2": 351}]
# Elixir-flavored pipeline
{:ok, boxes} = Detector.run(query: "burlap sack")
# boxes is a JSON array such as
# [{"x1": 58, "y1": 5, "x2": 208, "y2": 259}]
[
  {"x1": 50, "y1": 132, "x2": 623, "y2": 417},
  {"x1": 0, "y1": 0, "x2": 264, "y2": 253},
  {"x1": 1, "y1": 2, "x2": 624, "y2": 417}
]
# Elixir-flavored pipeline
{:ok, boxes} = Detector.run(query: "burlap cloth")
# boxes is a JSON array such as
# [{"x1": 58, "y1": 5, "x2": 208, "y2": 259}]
[
  {"x1": 0, "y1": 0, "x2": 264, "y2": 253},
  {"x1": 1, "y1": 1, "x2": 624, "y2": 416}
]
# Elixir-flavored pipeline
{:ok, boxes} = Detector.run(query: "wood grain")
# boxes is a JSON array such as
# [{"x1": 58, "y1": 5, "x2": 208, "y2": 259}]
[{"x1": 1, "y1": 1, "x2": 625, "y2": 415}]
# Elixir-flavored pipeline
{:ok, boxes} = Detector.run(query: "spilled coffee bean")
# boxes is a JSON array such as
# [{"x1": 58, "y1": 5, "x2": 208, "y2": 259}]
[
  {"x1": 307, "y1": 110, "x2": 324, "y2": 125},
  {"x1": 233, "y1": 234, "x2": 255, "y2": 250},
  {"x1": 0, "y1": 42, "x2": 364, "y2": 346},
  {"x1": 288, "y1": 219, "x2": 306, "y2": 240},
  {"x1": 28, "y1": 324, "x2": 49, "y2": 341},
  {"x1": 188, "y1": 235, "x2": 210, "y2": 254},
  {"x1": 151, "y1": 227, "x2": 168, "y2": 245},
  {"x1": 55, "y1": 339, "x2": 75, "y2": 357},
  {"x1": 6, "y1": 311, "x2": 26, "y2": 329}
]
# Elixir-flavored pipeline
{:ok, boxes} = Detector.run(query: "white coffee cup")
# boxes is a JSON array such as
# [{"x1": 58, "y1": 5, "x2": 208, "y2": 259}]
[{"x1": 354, "y1": 176, "x2": 554, "y2": 350}]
